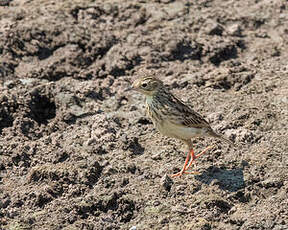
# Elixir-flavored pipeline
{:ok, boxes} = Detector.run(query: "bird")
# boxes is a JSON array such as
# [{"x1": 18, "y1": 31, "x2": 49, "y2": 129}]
[{"x1": 132, "y1": 75, "x2": 234, "y2": 178}]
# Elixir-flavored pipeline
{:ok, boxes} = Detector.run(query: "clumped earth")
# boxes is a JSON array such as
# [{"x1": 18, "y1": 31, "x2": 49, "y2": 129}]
[{"x1": 0, "y1": 0, "x2": 288, "y2": 229}]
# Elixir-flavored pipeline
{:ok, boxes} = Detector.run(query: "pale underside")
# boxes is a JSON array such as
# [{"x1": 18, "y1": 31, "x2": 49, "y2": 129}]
[{"x1": 155, "y1": 119, "x2": 207, "y2": 140}]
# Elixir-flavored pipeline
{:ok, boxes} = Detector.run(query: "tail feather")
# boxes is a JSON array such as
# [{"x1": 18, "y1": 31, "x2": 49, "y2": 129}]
[{"x1": 208, "y1": 130, "x2": 235, "y2": 147}]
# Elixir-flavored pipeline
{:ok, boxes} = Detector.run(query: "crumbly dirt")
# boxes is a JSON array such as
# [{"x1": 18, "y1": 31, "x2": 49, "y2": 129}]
[{"x1": 0, "y1": 0, "x2": 288, "y2": 229}]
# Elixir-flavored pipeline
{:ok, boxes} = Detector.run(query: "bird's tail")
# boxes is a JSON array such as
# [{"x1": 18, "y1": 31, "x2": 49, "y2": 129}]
[{"x1": 208, "y1": 130, "x2": 235, "y2": 147}]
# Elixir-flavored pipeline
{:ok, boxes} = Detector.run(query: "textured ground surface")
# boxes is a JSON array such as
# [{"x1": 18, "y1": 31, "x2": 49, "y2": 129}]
[{"x1": 0, "y1": 0, "x2": 288, "y2": 229}]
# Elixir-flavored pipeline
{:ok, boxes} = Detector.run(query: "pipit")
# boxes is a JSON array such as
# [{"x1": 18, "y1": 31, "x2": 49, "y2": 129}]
[{"x1": 132, "y1": 75, "x2": 234, "y2": 178}]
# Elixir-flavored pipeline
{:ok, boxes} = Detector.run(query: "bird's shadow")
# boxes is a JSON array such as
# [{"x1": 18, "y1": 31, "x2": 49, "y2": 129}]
[{"x1": 194, "y1": 166, "x2": 245, "y2": 192}]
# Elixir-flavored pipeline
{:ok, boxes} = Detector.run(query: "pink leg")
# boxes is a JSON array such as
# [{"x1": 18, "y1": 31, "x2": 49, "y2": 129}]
[
  {"x1": 185, "y1": 145, "x2": 215, "y2": 171},
  {"x1": 170, "y1": 151, "x2": 190, "y2": 178},
  {"x1": 171, "y1": 145, "x2": 215, "y2": 178}
]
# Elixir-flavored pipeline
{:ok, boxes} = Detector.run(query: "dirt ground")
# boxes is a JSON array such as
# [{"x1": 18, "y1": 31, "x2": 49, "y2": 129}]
[{"x1": 0, "y1": 0, "x2": 288, "y2": 229}]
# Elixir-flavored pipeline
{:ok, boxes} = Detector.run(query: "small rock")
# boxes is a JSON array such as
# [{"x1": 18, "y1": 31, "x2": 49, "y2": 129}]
[
  {"x1": 3, "y1": 80, "x2": 16, "y2": 89},
  {"x1": 153, "y1": 200, "x2": 161, "y2": 206},
  {"x1": 19, "y1": 78, "x2": 41, "y2": 85},
  {"x1": 70, "y1": 105, "x2": 86, "y2": 117},
  {"x1": 227, "y1": 24, "x2": 242, "y2": 36},
  {"x1": 204, "y1": 19, "x2": 224, "y2": 36},
  {"x1": 161, "y1": 174, "x2": 174, "y2": 192},
  {"x1": 151, "y1": 153, "x2": 162, "y2": 160}
]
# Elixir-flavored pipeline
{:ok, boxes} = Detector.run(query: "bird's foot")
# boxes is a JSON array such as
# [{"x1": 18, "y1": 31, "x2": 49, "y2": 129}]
[
  {"x1": 170, "y1": 170, "x2": 200, "y2": 178},
  {"x1": 184, "y1": 145, "x2": 216, "y2": 171}
]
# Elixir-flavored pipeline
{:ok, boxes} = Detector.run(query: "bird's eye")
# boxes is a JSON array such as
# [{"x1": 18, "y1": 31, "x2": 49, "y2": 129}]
[{"x1": 142, "y1": 83, "x2": 148, "y2": 88}]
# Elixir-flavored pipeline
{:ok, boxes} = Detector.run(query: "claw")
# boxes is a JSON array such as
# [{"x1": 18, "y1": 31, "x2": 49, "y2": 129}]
[{"x1": 170, "y1": 145, "x2": 215, "y2": 178}]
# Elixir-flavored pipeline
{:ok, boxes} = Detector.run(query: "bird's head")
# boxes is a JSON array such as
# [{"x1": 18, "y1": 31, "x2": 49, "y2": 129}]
[{"x1": 132, "y1": 76, "x2": 163, "y2": 96}]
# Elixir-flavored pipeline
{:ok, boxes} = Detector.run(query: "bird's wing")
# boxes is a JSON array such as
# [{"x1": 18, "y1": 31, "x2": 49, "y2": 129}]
[{"x1": 167, "y1": 94, "x2": 211, "y2": 129}]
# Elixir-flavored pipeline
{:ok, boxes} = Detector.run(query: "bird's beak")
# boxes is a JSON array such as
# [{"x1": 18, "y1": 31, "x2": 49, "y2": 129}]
[
  {"x1": 125, "y1": 79, "x2": 141, "y2": 92},
  {"x1": 125, "y1": 86, "x2": 132, "y2": 92},
  {"x1": 123, "y1": 79, "x2": 135, "y2": 92},
  {"x1": 125, "y1": 84, "x2": 136, "y2": 92}
]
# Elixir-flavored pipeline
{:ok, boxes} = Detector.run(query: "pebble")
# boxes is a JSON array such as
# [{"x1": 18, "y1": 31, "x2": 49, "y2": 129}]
[{"x1": 161, "y1": 174, "x2": 174, "y2": 192}]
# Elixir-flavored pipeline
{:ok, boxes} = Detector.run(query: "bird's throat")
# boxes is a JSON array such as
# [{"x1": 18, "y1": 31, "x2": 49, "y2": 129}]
[{"x1": 145, "y1": 95, "x2": 154, "y2": 105}]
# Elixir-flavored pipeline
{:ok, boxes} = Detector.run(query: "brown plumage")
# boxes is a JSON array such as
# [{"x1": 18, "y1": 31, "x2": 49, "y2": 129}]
[{"x1": 132, "y1": 75, "x2": 234, "y2": 177}]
